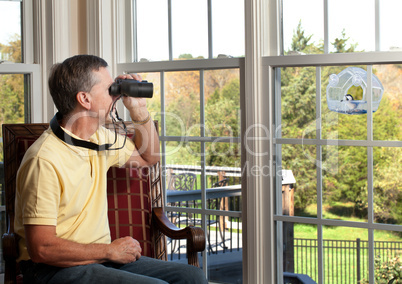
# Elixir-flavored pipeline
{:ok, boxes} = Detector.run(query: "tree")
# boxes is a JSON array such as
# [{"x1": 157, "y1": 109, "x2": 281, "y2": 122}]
[{"x1": 0, "y1": 35, "x2": 24, "y2": 161}]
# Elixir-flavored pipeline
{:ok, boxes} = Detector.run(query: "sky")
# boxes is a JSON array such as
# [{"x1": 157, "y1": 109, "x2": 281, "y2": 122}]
[{"x1": 1, "y1": 0, "x2": 402, "y2": 58}]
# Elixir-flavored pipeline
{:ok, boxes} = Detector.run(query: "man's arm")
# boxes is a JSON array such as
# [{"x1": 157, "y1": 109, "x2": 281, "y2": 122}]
[{"x1": 25, "y1": 225, "x2": 142, "y2": 267}]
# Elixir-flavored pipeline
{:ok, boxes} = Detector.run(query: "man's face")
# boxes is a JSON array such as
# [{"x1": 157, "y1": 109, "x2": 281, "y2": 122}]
[{"x1": 88, "y1": 67, "x2": 116, "y2": 124}]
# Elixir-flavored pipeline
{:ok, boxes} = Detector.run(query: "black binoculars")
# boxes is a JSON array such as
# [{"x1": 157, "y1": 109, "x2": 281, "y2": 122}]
[{"x1": 109, "y1": 79, "x2": 153, "y2": 98}]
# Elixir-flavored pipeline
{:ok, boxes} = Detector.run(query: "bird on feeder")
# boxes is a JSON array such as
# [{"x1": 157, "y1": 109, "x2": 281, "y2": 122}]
[{"x1": 341, "y1": 94, "x2": 357, "y2": 110}]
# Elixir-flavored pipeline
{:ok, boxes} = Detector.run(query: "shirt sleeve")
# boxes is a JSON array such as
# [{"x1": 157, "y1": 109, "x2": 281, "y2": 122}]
[{"x1": 17, "y1": 157, "x2": 61, "y2": 226}]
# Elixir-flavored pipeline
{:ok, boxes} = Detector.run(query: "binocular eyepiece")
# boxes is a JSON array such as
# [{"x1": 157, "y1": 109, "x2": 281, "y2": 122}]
[{"x1": 109, "y1": 79, "x2": 153, "y2": 98}]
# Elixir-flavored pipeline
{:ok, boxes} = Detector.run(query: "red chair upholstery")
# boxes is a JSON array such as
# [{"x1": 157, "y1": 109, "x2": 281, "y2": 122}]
[{"x1": 2, "y1": 122, "x2": 205, "y2": 284}]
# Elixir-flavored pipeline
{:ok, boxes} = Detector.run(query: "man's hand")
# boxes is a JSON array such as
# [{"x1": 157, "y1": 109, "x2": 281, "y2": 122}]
[
  {"x1": 108, "y1": 237, "x2": 142, "y2": 264},
  {"x1": 114, "y1": 73, "x2": 148, "y2": 120}
]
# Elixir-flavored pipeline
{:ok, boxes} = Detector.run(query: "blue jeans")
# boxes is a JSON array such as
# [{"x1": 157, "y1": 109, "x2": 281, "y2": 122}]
[{"x1": 20, "y1": 256, "x2": 207, "y2": 284}]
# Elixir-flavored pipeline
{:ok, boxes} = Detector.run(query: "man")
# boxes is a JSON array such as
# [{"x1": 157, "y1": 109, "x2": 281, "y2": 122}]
[{"x1": 15, "y1": 55, "x2": 207, "y2": 284}]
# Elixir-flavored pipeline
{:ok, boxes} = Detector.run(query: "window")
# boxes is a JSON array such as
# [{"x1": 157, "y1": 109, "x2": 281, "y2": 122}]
[
  {"x1": 134, "y1": 0, "x2": 244, "y2": 61},
  {"x1": 0, "y1": 0, "x2": 41, "y2": 274},
  {"x1": 118, "y1": 1, "x2": 245, "y2": 282},
  {"x1": 271, "y1": 4, "x2": 402, "y2": 281}
]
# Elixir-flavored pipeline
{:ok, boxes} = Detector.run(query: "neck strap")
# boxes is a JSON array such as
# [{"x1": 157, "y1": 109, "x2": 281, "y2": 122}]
[{"x1": 50, "y1": 112, "x2": 113, "y2": 151}]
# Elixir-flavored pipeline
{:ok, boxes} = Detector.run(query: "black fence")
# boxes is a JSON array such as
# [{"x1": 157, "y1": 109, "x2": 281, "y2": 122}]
[{"x1": 292, "y1": 238, "x2": 402, "y2": 283}]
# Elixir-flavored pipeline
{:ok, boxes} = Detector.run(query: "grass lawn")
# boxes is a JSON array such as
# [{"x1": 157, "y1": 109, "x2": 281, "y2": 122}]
[{"x1": 294, "y1": 202, "x2": 402, "y2": 242}]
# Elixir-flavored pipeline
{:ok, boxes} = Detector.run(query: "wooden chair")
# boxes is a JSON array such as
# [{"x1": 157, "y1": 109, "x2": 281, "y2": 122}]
[{"x1": 1, "y1": 121, "x2": 205, "y2": 284}]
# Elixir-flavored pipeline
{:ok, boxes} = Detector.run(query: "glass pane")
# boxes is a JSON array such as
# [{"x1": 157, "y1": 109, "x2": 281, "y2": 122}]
[
  {"x1": 171, "y1": 0, "x2": 208, "y2": 60},
  {"x1": 166, "y1": 214, "x2": 202, "y2": 262},
  {"x1": 373, "y1": 147, "x2": 402, "y2": 224},
  {"x1": 321, "y1": 65, "x2": 367, "y2": 140},
  {"x1": 328, "y1": 0, "x2": 375, "y2": 53},
  {"x1": 136, "y1": 0, "x2": 169, "y2": 61},
  {"x1": 205, "y1": 69, "x2": 240, "y2": 138},
  {"x1": 0, "y1": 1, "x2": 22, "y2": 63},
  {"x1": 280, "y1": 66, "x2": 316, "y2": 139},
  {"x1": 287, "y1": 223, "x2": 318, "y2": 282},
  {"x1": 323, "y1": 226, "x2": 368, "y2": 283},
  {"x1": 280, "y1": 144, "x2": 317, "y2": 218},
  {"x1": 282, "y1": 0, "x2": 324, "y2": 55},
  {"x1": 165, "y1": 140, "x2": 200, "y2": 232},
  {"x1": 212, "y1": 0, "x2": 244, "y2": 58},
  {"x1": 373, "y1": 64, "x2": 402, "y2": 141},
  {"x1": 138, "y1": 72, "x2": 161, "y2": 133},
  {"x1": 372, "y1": 229, "x2": 402, "y2": 283},
  {"x1": 207, "y1": 214, "x2": 242, "y2": 284},
  {"x1": 165, "y1": 71, "x2": 200, "y2": 136},
  {"x1": 380, "y1": 0, "x2": 402, "y2": 51},
  {"x1": 205, "y1": 141, "x2": 241, "y2": 213},
  {"x1": 0, "y1": 74, "x2": 26, "y2": 161},
  {"x1": 322, "y1": 146, "x2": 368, "y2": 222}
]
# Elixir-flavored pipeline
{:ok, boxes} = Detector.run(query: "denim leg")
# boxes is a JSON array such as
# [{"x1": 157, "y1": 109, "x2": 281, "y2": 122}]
[
  {"x1": 119, "y1": 256, "x2": 208, "y2": 284},
  {"x1": 21, "y1": 261, "x2": 168, "y2": 284}
]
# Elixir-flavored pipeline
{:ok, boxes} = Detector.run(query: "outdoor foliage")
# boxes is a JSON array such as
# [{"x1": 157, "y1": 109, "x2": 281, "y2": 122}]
[
  {"x1": 0, "y1": 35, "x2": 24, "y2": 161},
  {"x1": 360, "y1": 254, "x2": 402, "y2": 284}
]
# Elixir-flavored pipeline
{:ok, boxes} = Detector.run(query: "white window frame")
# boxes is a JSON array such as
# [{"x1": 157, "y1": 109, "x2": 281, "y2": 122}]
[{"x1": 266, "y1": 52, "x2": 402, "y2": 284}]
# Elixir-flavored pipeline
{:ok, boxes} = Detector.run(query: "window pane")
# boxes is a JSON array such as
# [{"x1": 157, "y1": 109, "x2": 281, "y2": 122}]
[
  {"x1": 373, "y1": 147, "x2": 402, "y2": 224},
  {"x1": 285, "y1": 223, "x2": 318, "y2": 282},
  {"x1": 207, "y1": 214, "x2": 242, "y2": 283},
  {"x1": 136, "y1": 0, "x2": 169, "y2": 61},
  {"x1": 165, "y1": 71, "x2": 200, "y2": 136},
  {"x1": 282, "y1": 0, "x2": 324, "y2": 55},
  {"x1": 328, "y1": 0, "x2": 375, "y2": 53},
  {"x1": 280, "y1": 66, "x2": 316, "y2": 139},
  {"x1": 205, "y1": 69, "x2": 240, "y2": 137},
  {"x1": 205, "y1": 141, "x2": 241, "y2": 212},
  {"x1": 373, "y1": 64, "x2": 402, "y2": 141},
  {"x1": 380, "y1": 0, "x2": 402, "y2": 51},
  {"x1": 323, "y1": 226, "x2": 368, "y2": 283},
  {"x1": 212, "y1": 0, "x2": 244, "y2": 58},
  {"x1": 373, "y1": 229, "x2": 402, "y2": 282},
  {"x1": 0, "y1": 73, "x2": 26, "y2": 159},
  {"x1": 322, "y1": 146, "x2": 368, "y2": 222},
  {"x1": 171, "y1": 0, "x2": 208, "y2": 60},
  {"x1": 280, "y1": 144, "x2": 317, "y2": 218},
  {"x1": 0, "y1": 1, "x2": 22, "y2": 63},
  {"x1": 165, "y1": 140, "x2": 201, "y2": 208}
]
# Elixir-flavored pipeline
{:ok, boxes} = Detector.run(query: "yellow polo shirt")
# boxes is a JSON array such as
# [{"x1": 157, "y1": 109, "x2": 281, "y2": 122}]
[{"x1": 15, "y1": 126, "x2": 135, "y2": 261}]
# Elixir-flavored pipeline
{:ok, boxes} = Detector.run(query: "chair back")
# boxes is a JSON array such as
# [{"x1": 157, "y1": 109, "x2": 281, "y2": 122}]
[{"x1": 1, "y1": 121, "x2": 166, "y2": 284}]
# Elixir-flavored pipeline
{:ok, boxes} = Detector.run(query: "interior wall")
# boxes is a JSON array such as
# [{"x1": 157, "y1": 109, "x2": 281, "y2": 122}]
[{"x1": 70, "y1": 0, "x2": 87, "y2": 55}]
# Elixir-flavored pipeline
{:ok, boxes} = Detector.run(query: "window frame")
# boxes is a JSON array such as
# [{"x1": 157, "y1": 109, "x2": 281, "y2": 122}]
[
  {"x1": 117, "y1": 55, "x2": 245, "y2": 279},
  {"x1": 266, "y1": 51, "x2": 402, "y2": 284},
  {"x1": 113, "y1": 1, "x2": 246, "y2": 279}
]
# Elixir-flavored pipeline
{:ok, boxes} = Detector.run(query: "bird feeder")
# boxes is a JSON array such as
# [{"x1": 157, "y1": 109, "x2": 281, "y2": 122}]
[{"x1": 326, "y1": 67, "x2": 384, "y2": 114}]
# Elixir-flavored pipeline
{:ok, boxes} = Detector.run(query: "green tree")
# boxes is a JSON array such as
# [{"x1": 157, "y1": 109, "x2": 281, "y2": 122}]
[{"x1": 0, "y1": 35, "x2": 24, "y2": 161}]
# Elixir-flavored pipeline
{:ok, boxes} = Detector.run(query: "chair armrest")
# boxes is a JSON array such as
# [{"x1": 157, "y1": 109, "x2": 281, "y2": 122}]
[{"x1": 152, "y1": 207, "x2": 205, "y2": 267}]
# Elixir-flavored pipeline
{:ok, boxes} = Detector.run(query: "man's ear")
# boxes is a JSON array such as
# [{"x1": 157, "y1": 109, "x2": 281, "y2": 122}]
[{"x1": 76, "y1": 92, "x2": 91, "y2": 110}]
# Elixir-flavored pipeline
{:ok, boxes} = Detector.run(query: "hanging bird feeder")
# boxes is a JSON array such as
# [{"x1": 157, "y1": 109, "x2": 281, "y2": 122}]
[{"x1": 326, "y1": 67, "x2": 384, "y2": 114}]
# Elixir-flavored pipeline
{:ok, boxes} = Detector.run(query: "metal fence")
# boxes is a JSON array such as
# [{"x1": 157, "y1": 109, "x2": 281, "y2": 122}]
[{"x1": 293, "y1": 237, "x2": 402, "y2": 283}]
